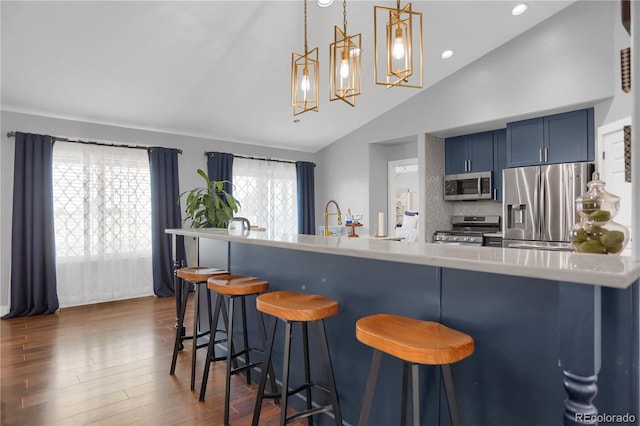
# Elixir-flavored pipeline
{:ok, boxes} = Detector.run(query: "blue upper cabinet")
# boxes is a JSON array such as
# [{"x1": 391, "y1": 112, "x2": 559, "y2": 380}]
[
  {"x1": 544, "y1": 109, "x2": 594, "y2": 164},
  {"x1": 492, "y1": 129, "x2": 507, "y2": 202},
  {"x1": 506, "y1": 108, "x2": 594, "y2": 168},
  {"x1": 468, "y1": 131, "x2": 494, "y2": 172},
  {"x1": 445, "y1": 131, "x2": 494, "y2": 175},
  {"x1": 506, "y1": 117, "x2": 544, "y2": 167},
  {"x1": 445, "y1": 135, "x2": 468, "y2": 175}
]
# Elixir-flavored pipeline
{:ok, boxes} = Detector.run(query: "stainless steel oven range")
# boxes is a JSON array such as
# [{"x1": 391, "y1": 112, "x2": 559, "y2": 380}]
[{"x1": 433, "y1": 215, "x2": 501, "y2": 246}]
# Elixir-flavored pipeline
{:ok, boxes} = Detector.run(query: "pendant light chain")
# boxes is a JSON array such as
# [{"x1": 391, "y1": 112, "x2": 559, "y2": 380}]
[
  {"x1": 304, "y1": 0, "x2": 308, "y2": 54},
  {"x1": 343, "y1": 0, "x2": 347, "y2": 35}
]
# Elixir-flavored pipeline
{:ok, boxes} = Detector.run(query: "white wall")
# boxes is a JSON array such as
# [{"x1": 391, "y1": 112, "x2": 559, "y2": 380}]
[
  {"x1": 317, "y1": 0, "x2": 625, "y2": 235},
  {"x1": 367, "y1": 139, "x2": 417, "y2": 235},
  {"x1": 596, "y1": 0, "x2": 633, "y2": 126},
  {"x1": 0, "y1": 111, "x2": 316, "y2": 313}
]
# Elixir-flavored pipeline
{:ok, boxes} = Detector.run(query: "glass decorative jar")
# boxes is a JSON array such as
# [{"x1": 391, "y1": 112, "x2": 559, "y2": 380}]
[{"x1": 569, "y1": 172, "x2": 629, "y2": 255}]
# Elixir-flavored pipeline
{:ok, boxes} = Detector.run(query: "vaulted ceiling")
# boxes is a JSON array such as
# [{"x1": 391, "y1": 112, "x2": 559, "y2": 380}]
[{"x1": 1, "y1": 1, "x2": 575, "y2": 152}]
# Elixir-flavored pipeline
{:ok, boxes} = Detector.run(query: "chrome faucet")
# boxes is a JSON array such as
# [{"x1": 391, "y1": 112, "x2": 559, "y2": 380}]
[{"x1": 324, "y1": 200, "x2": 343, "y2": 236}]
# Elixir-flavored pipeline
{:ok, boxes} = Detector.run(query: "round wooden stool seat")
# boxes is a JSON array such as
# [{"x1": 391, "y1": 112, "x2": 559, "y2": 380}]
[
  {"x1": 207, "y1": 274, "x2": 269, "y2": 296},
  {"x1": 356, "y1": 314, "x2": 474, "y2": 365},
  {"x1": 177, "y1": 266, "x2": 226, "y2": 282},
  {"x1": 256, "y1": 290, "x2": 339, "y2": 322}
]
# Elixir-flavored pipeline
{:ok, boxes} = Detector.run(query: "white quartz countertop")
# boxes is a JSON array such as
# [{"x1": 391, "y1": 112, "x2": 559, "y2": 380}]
[{"x1": 166, "y1": 228, "x2": 640, "y2": 289}]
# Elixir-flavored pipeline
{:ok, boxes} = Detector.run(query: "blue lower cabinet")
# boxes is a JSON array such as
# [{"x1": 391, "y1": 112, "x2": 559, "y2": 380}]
[{"x1": 195, "y1": 242, "x2": 640, "y2": 426}]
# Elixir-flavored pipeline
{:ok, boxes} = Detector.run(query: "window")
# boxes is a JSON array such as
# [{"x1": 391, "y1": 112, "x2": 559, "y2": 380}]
[
  {"x1": 232, "y1": 158, "x2": 298, "y2": 235},
  {"x1": 52, "y1": 142, "x2": 153, "y2": 307}
]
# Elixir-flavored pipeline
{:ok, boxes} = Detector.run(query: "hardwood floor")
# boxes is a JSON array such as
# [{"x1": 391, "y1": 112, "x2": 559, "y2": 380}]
[{"x1": 1, "y1": 295, "x2": 304, "y2": 425}]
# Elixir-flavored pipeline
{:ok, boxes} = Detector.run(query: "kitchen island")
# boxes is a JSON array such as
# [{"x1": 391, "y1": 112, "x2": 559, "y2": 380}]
[{"x1": 167, "y1": 228, "x2": 640, "y2": 426}]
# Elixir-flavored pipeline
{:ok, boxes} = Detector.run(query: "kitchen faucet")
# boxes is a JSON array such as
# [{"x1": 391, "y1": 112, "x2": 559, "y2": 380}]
[{"x1": 324, "y1": 200, "x2": 343, "y2": 236}]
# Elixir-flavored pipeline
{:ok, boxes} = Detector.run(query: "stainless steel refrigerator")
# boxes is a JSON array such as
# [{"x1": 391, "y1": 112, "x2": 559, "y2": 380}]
[{"x1": 502, "y1": 162, "x2": 594, "y2": 251}]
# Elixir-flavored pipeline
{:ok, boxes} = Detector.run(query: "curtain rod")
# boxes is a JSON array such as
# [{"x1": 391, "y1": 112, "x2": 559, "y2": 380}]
[
  {"x1": 6, "y1": 131, "x2": 183, "y2": 154},
  {"x1": 205, "y1": 151, "x2": 315, "y2": 167}
]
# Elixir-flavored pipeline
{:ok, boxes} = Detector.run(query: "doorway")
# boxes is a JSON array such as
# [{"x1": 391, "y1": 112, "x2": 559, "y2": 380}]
[
  {"x1": 387, "y1": 158, "x2": 419, "y2": 237},
  {"x1": 597, "y1": 117, "x2": 633, "y2": 255}
]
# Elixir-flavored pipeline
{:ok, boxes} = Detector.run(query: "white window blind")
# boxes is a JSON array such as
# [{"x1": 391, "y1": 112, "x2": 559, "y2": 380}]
[
  {"x1": 52, "y1": 141, "x2": 153, "y2": 307},
  {"x1": 232, "y1": 158, "x2": 298, "y2": 235}
]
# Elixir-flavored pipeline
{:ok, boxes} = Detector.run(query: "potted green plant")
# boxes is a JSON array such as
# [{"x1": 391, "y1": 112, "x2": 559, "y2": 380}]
[{"x1": 180, "y1": 169, "x2": 240, "y2": 228}]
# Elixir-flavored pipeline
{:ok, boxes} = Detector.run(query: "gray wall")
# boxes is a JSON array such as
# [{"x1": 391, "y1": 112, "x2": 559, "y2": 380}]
[
  {"x1": 317, "y1": 0, "x2": 627, "y2": 236},
  {"x1": 0, "y1": 111, "x2": 316, "y2": 313}
]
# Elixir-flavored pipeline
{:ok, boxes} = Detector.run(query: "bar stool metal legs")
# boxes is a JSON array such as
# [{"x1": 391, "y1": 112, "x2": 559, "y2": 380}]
[
  {"x1": 199, "y1": 293, "x2": 235, "y2": 402},
  {"x1": 441, "y1": 364, "x2": 462, "y2": 426},
  {"x1": 169, "y1": 267, "x2": 229, "y2": 391},
  {"x1": 200, "y1": 277, "x2": 278, "y2": 426},
  {"x1": 355, "y1": 314, "x2": 474, "y2": 426},
  {"x1": 252, "y1": 317, "x2": 343, "y2": 426},
  {"x1": 191, "y1": 284, "x2": 212, "y2": 391},
  {"x1": 169, "y1": 278, "x2": 190, "y2": 376}
]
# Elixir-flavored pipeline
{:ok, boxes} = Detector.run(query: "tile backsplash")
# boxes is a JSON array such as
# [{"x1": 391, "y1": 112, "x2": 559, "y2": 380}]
[{"x1": 452, "y1": 201, "x2": 502, "y2": 219}]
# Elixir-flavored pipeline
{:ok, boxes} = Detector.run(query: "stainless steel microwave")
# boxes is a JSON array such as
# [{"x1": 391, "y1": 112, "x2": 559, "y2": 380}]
[{"x1": 444, "y1": 171, "x2": 492, "y2": 201}]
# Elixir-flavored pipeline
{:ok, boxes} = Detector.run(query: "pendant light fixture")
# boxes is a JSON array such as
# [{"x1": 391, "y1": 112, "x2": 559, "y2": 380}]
[
  {"x1": 292, "y1": 0, "x2": 319, "y2": 115},
  {"x1": 329, "y1": 0, "x2": 361, "y2": 107},
  {"x1": 374, "y1": 0, "x2": 422, "y2": 88}
]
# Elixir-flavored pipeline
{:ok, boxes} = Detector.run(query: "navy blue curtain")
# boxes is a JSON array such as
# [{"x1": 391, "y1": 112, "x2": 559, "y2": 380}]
[
  {"x1": 149, "y1": 148, "x2": 185, "y2": 297},
  {"x1": 296, "y1": 161, "x2": 316, "y2": 235},
  {"x1": 3, "y1": 132, "x2": 59, "y2": 319},
  {"x1": 206, "y1": 152, "x2": 234, "y2": 194}
]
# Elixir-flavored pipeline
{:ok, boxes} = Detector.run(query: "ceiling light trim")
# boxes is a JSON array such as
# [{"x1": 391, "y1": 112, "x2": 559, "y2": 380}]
[
  {"x1": 441, "y1": 49, "x2": 454, "y2": 59},
  {"x1": 512, "y1": 3, "x2": 528, "y2": 16}
]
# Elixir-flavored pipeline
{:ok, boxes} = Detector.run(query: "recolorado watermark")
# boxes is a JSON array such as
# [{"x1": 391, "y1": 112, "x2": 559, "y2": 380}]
[{"x1": 575, "y1": 413, "x2": 636, "y2": 424}]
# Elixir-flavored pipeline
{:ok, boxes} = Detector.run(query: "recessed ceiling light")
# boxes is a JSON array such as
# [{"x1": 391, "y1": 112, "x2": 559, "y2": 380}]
[
  {"x1": 441, "y1": 50, "x2": 454, "y2": 59},
  {"x1": 512, "y1": 3, "x2": 528, "y2": 16},
  {"x1": 317, "y1": 0, "x2": 334, "y2": 7}
]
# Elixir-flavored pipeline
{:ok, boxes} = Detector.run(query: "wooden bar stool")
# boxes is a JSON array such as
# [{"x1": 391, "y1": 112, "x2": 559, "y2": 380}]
[
  {"x1": 199, "y1": 274, "x2": 278, "y2": 426},
  {"x1": 356, "y1": 314, "x2": 474, "y2": 426},
  {"x1": 252, "y1": 290, "x2": 343, "y2": 426},
  {"x1": 169, "y1": 266, "x2": 228, "y2": 391}
]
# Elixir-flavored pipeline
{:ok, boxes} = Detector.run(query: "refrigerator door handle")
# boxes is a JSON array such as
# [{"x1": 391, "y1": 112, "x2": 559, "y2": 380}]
[
  {"x1": 540, "y1": 173, "x2": 546, "y2": 238},
  {"x1": 534, "y1": 167, "x2": 542, "y2": 240}
]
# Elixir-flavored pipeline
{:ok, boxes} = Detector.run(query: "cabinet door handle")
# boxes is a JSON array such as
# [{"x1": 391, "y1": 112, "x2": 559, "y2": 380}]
[
  {"x1": 493, "y1": 188, "x2": 497, "y2": 200},
  {"x1": 539, "y1": 149, "x2": 542, "y2": 163},
  {"x1": 464, "y1": 160, "x2": 468, "y2": 172},
  {"x1": 544, "y1": 148, "x2": 548, "y2": 163},
  {"x1": 468, "y1": 160, "x2": 472, "y2": 171}
]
